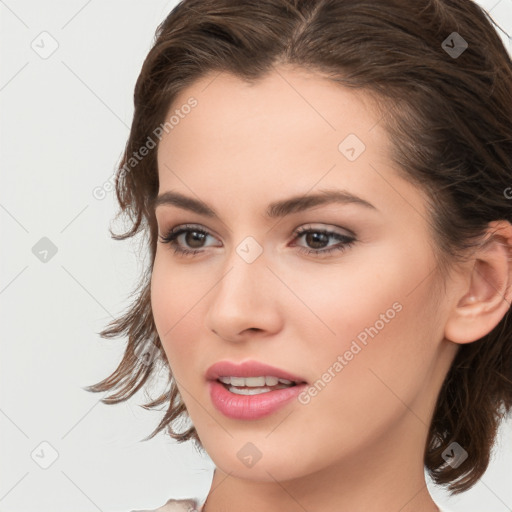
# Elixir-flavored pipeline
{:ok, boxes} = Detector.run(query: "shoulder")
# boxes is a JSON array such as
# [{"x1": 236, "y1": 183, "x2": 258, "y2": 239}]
[{"x1": 129, "y1": 497, "x2": 203, "y2": 512}]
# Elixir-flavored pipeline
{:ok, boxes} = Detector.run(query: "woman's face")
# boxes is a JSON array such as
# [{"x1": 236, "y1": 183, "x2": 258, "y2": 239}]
[{"x1": 151, "y1": 66, "x2": 458, "y2": 482}]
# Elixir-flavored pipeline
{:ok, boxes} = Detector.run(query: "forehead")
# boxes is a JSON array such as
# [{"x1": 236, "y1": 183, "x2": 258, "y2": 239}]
[
  {"x1": 154, "y1": 66, "x2": 429, "y2": 225},
  {"x1": 157, "y1": 66, "x2": 387, "y2": 175},
  {"x1": 164, "y1": 66, "x2": 382, "y2": 138}
]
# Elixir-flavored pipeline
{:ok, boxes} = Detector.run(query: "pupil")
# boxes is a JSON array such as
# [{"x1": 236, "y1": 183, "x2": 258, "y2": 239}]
[
  {"x1": 186, "y1": 231, "x2": 205, "y2": 248},
  {"x1": 306, "y1": 232, "x2": 328, "y2": 249}
]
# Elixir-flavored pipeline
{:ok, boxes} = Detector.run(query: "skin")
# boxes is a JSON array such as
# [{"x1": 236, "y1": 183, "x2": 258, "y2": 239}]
[{"x1": 150, "y1": 65, "x2": 512, "y2": 512}]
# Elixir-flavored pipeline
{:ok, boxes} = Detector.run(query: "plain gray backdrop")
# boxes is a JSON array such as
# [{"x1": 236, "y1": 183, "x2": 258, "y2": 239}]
[{"x1": 1, "y1": 1, "x2": 511, "y2": 511}]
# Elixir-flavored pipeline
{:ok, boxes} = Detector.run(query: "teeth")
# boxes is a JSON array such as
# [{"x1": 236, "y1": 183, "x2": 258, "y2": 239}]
[
  {"x1": 265, "y1": 376, "x2": 278, "y2": 386},
  {"x1": 217, "y1": 376, "x2": 295, "y2": 387},
  {"x1": 228, "y1": 386, "x2": 274, "y2": 395}
]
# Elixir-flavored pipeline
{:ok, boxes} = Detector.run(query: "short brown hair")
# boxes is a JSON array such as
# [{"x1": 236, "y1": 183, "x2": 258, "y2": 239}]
[{"x1": 85, "y1": 0, "x2": 512, "y2": 494}]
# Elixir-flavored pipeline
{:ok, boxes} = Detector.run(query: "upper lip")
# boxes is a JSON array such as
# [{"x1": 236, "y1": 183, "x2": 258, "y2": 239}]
[{"x1": 206, "y1": 360, "x2": 307, "y2": 383}]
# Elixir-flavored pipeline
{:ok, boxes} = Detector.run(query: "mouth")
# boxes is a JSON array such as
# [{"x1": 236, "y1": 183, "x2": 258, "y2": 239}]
[
  {"x1": 207, "y1": 360, "x2": 306, "y2": 383},
  {"x1": 216, "y1": 375, "x2": 303, "y2": 395},
  {"x1": 207, "y1": 363, "x2": 309, "y2": 420},
  {"x1": 206, "y1": 360, "x2": 308, "y2": 397}
]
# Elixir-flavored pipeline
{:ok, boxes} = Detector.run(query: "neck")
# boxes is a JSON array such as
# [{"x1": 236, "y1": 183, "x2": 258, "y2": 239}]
[{"x1": 201, "y1": 415, "x2": 440, "y2": 512}]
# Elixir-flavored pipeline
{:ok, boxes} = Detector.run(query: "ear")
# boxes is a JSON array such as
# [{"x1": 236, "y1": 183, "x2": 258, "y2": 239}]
[{"x1": 444, "y1": 220, "x2": 512, "y2": 344}]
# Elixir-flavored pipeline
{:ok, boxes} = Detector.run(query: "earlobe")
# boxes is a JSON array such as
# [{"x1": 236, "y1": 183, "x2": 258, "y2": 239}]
[{"x1": 444, "y1": 220, "x2": 512, "y2": 345}]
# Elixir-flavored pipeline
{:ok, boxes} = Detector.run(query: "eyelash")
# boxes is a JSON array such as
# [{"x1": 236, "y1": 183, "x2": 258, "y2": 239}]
[{"x1": 158, "y1": 224, "x2": 356, "y2": 258}]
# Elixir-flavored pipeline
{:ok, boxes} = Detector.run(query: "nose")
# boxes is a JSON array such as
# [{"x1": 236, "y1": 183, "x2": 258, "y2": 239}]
[{"x1": 204, "y1": 245, "x2": 282, "y2": 342}]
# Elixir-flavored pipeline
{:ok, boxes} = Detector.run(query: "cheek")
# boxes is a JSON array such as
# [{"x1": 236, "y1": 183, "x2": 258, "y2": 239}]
[
  {"x1": 150, "y1": 256, "x2": 203, "y2": 370},
  {"x1": 294, "y1": 257, "x2": 440, "y2": 435},
  {"x1": 281, "y1": 248, "x2": 408, "y2": 361}
]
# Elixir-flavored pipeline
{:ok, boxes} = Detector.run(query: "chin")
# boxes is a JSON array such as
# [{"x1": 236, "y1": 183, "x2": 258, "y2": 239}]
[{"x1": 202, "y1": 438, "x2": 315, "y2": 483}]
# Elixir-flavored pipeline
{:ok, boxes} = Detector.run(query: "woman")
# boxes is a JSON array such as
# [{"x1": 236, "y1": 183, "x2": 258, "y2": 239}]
[{"x1": 86, "y1": 0, "x2": 512, "y2": 511}]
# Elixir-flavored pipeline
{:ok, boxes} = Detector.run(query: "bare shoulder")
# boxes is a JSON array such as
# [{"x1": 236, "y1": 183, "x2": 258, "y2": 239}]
[{"x1": 130, "y1": 498, "x2": 202, "y2": 512}]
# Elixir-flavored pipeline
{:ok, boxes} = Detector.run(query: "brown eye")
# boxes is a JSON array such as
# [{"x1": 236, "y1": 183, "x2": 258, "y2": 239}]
[
  {"x1": 183, "y1": 230, "x2": 207, "y2": 248},
  {"x1": 159, "y1": 225, "x2": 218, "y2": 256},
  {"x1": 293, "y1": 227, "x2": 356, "y2": 257},
  {"x1": 303, "y1": 231, "x2": 330, "y2": 249}
]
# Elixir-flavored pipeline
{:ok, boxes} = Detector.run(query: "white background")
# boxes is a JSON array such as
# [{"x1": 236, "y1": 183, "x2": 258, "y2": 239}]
[{"x1": 1, "y1": 1, "x2": 511, "y2": 511}]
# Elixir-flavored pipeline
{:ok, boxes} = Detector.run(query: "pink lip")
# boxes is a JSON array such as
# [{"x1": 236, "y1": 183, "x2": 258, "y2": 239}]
[
  {"x1": 205, "y1": 360, "x2": 307, "y2": 383},
  {"x1": 205, "y1": 360, "x2": 308, "y2": 420},
  {"x1": 208, "y1": 380, "x2": 307, "y2": 420}
]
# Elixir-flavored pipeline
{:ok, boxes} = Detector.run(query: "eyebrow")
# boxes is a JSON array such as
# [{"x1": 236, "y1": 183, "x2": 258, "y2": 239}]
[{"x1": 152, "y1": 188, "x2": 378, "y2": 218}]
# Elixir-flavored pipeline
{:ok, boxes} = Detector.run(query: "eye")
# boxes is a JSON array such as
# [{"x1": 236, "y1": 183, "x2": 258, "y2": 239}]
[
  {"x1": 158, "y1": 224, "x2": 219, "y2": 257},
  {"x1": 158, "y1": 223, "x2": 356, "y2": 258},
  {"x1": 291, "y1": 225, "x2": 356, "y2": 257}
]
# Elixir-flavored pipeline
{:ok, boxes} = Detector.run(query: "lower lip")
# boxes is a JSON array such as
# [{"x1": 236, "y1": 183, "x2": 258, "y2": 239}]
[{"x1": 208, "y1": 380, "x2": 307, "y2": 420}]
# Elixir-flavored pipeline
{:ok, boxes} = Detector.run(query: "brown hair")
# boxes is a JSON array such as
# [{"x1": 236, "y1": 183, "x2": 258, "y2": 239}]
[{"x1": 85, "y1": 0, "x2": 512, "y2": 494}]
